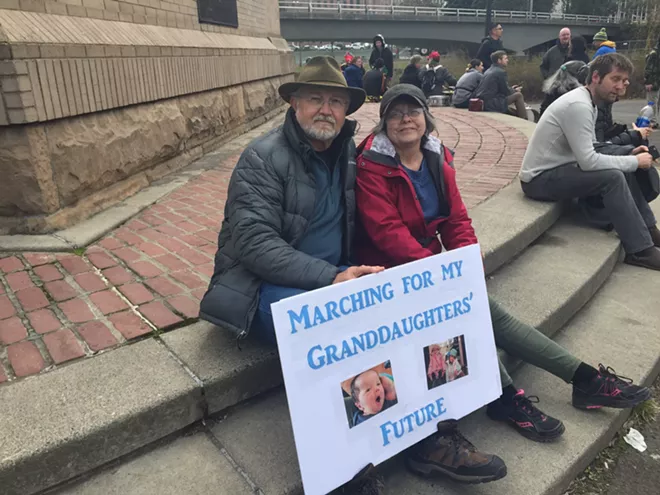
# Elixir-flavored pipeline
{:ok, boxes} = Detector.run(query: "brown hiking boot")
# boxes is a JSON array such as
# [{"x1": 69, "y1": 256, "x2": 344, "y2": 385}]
[
  {"x1": 624, "y1": 246, "x2": 660, "y2": 271},
  {"x1": 335, "y1": 464, "x2": 384, "y2": 495},
  {"x1": 405, "y1": 420, "x2": 507, "y2": 484}
]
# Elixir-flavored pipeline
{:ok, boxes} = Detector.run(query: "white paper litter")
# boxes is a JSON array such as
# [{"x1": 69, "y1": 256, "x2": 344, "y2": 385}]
[{"x1": 623, "y1": 428, "x2": 647, "y2": 452}]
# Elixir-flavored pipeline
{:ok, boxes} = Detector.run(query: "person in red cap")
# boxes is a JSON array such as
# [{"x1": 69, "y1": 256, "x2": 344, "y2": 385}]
[
  {"x1": 420, "y1": 51, "x2": 457, "y2": 97},
  {"x1": 341, "y1": 51, "x2": 354, "y2": 72}
]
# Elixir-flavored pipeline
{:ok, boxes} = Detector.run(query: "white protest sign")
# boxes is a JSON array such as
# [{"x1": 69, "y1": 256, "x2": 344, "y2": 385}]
[{"x1": 271, "y1": 244, "x2": 501, "y2": 495}]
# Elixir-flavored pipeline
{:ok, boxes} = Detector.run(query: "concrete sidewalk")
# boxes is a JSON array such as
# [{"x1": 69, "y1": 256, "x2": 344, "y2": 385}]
[{"x1": 0, "y1": 105, "x2": 527, "y2": 384}]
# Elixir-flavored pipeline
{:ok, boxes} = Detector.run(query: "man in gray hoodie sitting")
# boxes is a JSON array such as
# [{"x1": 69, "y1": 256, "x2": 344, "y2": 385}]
[{"x1": 520, "y1": 53, "x2": 660, "y2": 271}]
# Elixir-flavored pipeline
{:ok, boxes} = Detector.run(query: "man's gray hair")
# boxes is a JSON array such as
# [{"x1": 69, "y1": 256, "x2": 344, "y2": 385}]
[{"x1": 372, "y1": 105, "x2": 437, "y2": 136}]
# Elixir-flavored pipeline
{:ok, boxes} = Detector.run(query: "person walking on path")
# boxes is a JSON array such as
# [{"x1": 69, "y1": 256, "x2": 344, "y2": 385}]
[
  {"x1": 369, "y1": 34, "x2": 393, "y2": 86},
  {"x1": 519, "y1": 53, "x2": 660, "y2": 271},
  {"x1": 476, "y1": 23, "x2": 504, "y2": 71},
  {"x1": 540, "y1": 27, "x2": 572, "y2": 79},
  {"x1": 592, "y1": 28, "x2": 616, "y2": 59},
  {"x1": 644, "y1": 36, "x2": 660, "y2": 118},
  {"x1": 399, "y1": 54, "x2": 424, "y2": 88},
  {"x1": 567, "y1": 35, "x2": 590, "y2": 64},
  {"x1": 474, "y1": 51, "x2": 527, "y2": 119},
  {"x1": 453, "y1": 59, "x2": 484, "y2": 108}
]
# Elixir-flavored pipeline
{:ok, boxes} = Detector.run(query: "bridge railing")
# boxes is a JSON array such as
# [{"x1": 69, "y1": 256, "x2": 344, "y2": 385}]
[{"x1": 278, "y1": 1, "x2": 629, "y2": 25}]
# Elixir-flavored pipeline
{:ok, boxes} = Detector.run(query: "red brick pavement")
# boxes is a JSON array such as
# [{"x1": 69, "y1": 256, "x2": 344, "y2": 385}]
[{"x1": 0, "y1": 106, "x2": 527, "y2": 383}]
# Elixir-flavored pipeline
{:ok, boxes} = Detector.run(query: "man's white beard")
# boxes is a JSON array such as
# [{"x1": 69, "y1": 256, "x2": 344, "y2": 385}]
[{"x1": 299, "y1": 114, "x2": 340, "y2": 142}]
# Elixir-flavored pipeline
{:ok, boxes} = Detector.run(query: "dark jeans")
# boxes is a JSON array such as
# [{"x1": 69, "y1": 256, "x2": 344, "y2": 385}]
[
  {"x1": 522, "y1": 164, "x2": 656, "y2": 254},
  {"x1": 251, "y1": 283, "x2": 580, "y2": 387}
]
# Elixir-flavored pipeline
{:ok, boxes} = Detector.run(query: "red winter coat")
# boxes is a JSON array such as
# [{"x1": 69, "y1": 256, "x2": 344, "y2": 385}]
[{"x1": 355, "y1": 133, "x2": 477, "y2": 268}]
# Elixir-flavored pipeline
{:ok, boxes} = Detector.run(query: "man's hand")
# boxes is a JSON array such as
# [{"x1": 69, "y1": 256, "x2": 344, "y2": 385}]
[
  {"x1": 646, "y1": 84, "x2": 654, "y2": 92},
  {"x1": 512, "y1": 85, "x2": 522, "y2": 93},
  {"x1": 637, "y1": 152, "x2": 654, "y2": 169},
  {"x1": 333, "y1": 265, "x2": 384, "y2": 284},
  {"x1": 633, "y1": 145, "x2": 649, "y2": 155}
]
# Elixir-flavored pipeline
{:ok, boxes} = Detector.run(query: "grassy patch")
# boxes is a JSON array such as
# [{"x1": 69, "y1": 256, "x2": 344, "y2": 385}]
[{"x1": 72, "y1": 247, "x2": 86, "y2": 257}]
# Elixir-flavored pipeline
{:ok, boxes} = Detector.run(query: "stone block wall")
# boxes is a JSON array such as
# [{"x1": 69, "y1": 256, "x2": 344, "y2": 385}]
[{"x1": 0, "y1": 0, "x2": 294, "y2": 234}]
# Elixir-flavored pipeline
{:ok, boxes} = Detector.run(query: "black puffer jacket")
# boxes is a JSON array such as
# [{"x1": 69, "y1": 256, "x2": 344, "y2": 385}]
[
  {"x1": 399, "y1": 64, "x2": 422, "y2": 88},
  {"x1": 199, "y1": 109, "x2": 357, "y2": 337},
  {"x1": 595, "y1": 102, "x2": 644, "y2": 147},
  {"x1": 476, "y1": 36, "x2": 504, "y2": 70}
]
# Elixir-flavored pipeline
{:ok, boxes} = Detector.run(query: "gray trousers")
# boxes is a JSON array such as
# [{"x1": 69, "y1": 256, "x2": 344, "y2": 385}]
[
  {"x1": 522, "y1": 164, "x2": 656, "y2": 254},
  {"x1": 490, "y1": 297, "x2": 580, "y2": 387}
]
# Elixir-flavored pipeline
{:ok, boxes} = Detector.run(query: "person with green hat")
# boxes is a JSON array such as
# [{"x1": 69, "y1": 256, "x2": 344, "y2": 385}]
[
  {"x1": 593, "y1": 28, "x2": 616, "y2": 59},
  {"x1": 199, "y1": 56, "x2": 383, "y2": 346}
]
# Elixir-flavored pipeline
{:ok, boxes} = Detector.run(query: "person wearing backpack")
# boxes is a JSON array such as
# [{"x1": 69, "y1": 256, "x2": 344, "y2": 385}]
[{"x1": 420, "y1": 51, "x2": 457, "y2": 97}]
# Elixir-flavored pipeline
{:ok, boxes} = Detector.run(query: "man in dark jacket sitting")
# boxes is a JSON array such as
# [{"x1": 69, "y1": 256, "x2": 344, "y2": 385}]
[
  {"x1": 474, "y1": 51, "x2": 527, "y2": 119},
  {"x1": 399, "y1": 54, "x2": 424, "y2": 88},
  {"x1": 200, "y1": 56, "x2": 382, "y2": 344}
]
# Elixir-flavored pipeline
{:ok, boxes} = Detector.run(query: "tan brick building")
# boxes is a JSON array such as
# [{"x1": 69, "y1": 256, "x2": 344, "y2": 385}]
[{"x1": 0, "y1": 0, "x2": 294, "y2": 234}]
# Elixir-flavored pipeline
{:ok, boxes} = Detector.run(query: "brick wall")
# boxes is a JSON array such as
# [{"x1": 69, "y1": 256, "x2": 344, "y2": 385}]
[
  {"x1": 0, "y1": 2, "x2": 292, "y2": 125},
  {"x1": 0, "y1": 0, "x2": 281, "y2": 37}
]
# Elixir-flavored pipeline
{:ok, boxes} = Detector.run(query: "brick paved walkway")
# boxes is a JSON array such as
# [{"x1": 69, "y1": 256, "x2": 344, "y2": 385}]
[{"x1": 0, "y1": 105, "x2": 527, "y2": 384}]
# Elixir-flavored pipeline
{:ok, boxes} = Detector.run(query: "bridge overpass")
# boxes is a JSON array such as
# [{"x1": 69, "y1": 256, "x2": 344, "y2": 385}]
[{"x1": 279, "y1": 2, "x2": 633, "y2": 53}]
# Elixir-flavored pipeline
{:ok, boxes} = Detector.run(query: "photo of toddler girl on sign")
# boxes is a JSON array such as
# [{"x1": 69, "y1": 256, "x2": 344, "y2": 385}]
[
  {"x1": 423, "y1": 336, "x2": 469, "y2": 390},
  {"x1": 341, "y1": 361, "x2": 398, "y2": 428}
]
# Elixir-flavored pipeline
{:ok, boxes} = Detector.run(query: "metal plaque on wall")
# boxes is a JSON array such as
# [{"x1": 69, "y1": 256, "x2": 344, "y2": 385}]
[{"x1": 197, "y1": 0, "x2": 238, "y2": 28}]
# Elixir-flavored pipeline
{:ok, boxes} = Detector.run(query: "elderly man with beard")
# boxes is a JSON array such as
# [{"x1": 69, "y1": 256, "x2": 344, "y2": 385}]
[{"x1": 200, "y1": 56, "x2": 384, "y2": 344}]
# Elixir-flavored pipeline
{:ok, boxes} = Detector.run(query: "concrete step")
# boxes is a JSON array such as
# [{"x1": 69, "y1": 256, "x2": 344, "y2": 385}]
[
  {"x1": 379, "y1": 262, "x2": 660, "y2": 495},
  {"x1": 192, "y1": 216, "x2": 629, "y2": 495},
  {"x1": 0, "y1": 184, "x2": 562, "y2": 495},
  {"x1": 48, "y1": 427, "x2": 260, "y2": 495},
  {"x1": 200, "y1": 262, "x2": 660, "y2": 495}
]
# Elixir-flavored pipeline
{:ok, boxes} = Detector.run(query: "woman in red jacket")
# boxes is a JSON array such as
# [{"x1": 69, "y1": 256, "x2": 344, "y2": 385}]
[{"x1": 355, "y1": 84, "x2": 650, "y2": 481}]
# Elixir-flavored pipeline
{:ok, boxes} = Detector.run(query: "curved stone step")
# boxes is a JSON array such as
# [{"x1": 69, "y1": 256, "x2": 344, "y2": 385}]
[
  {"x1": 0, "y1": 173, "x2": 564, "y2": 495},
  {"x1": 379, "y1": 262, "x2": 660, "y2": 495},
  {"x1": 195, "y1": 213, "x2": 628, "y2": 495}
]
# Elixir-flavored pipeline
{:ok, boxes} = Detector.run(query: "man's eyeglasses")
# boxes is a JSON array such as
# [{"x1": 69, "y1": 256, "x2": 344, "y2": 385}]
[
  {"x1": 386, "y1": 108, "x2": 424, "y2": 122},
  {"x1": 299, "y1": 94, "x2": 349, "y2": 111}
]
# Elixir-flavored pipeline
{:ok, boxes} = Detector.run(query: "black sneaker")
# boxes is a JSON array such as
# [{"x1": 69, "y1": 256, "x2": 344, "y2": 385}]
[
  {"x1": 573, "y1": 364, "x2": 651, "y2": 410},
  {"x1": 487, "y1": 390, "x2": 565, "y2": 442}
]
